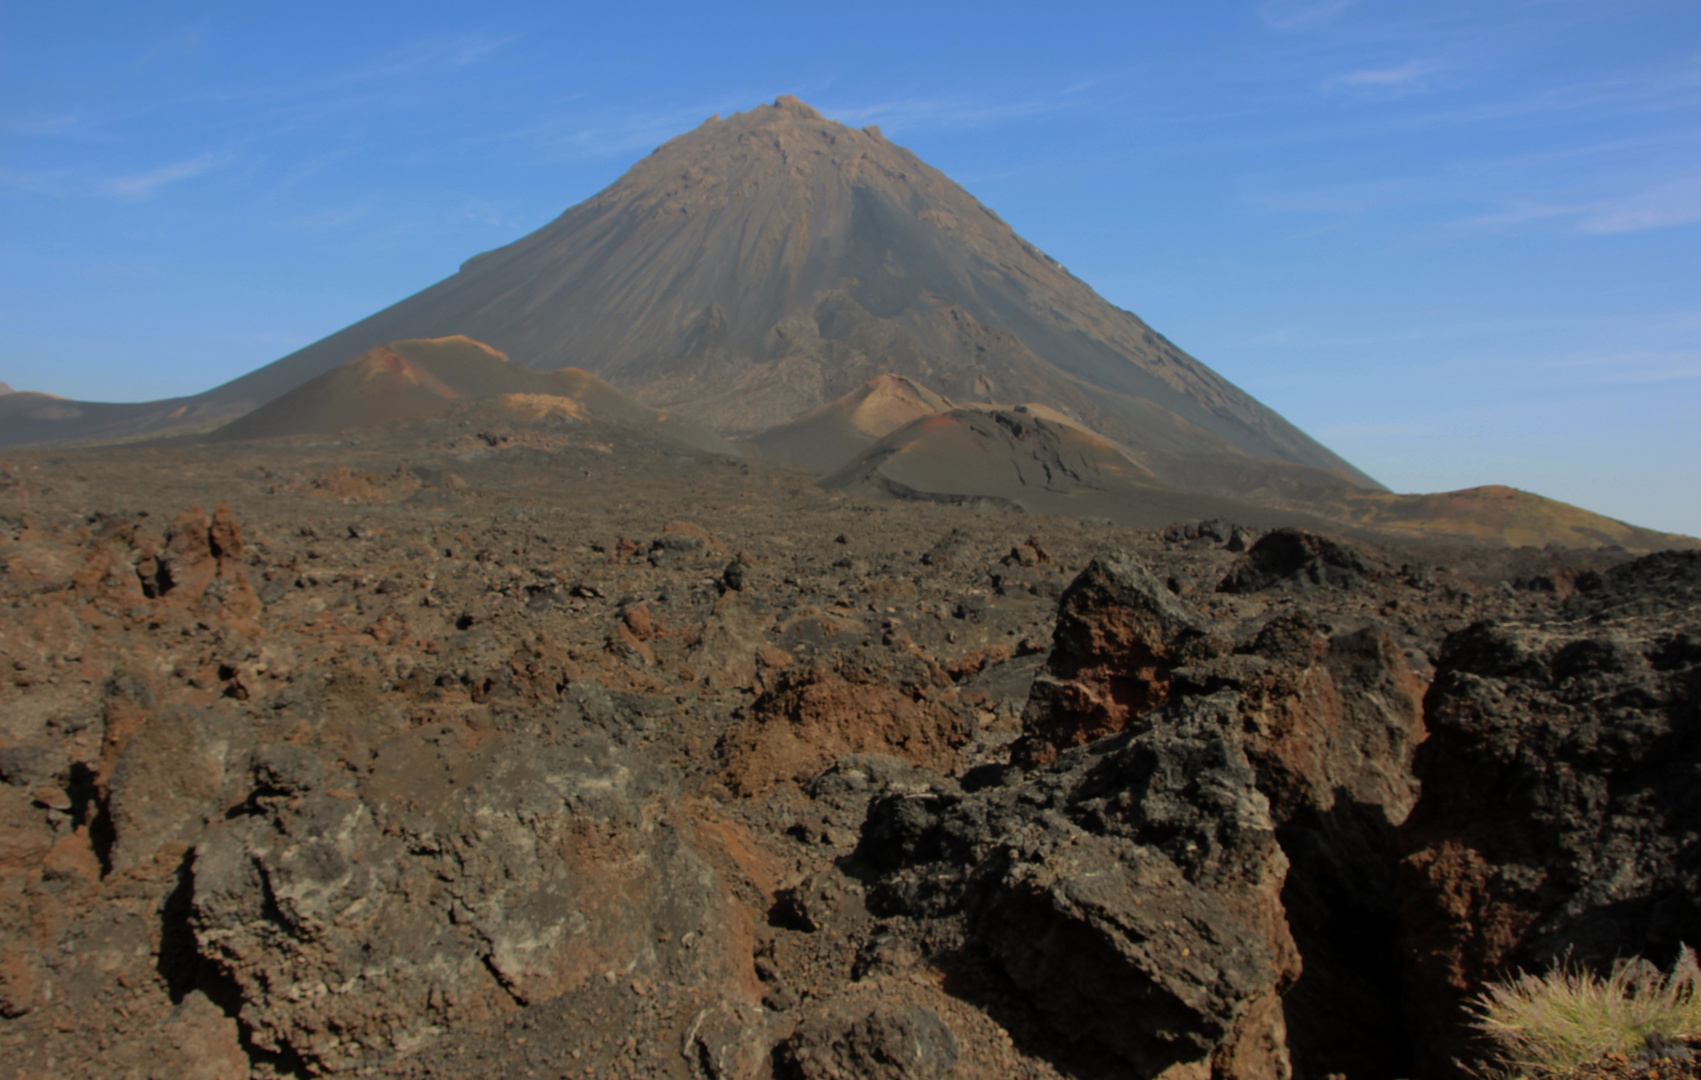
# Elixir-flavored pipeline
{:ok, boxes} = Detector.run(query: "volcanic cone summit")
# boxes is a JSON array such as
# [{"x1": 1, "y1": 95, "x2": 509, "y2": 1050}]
[{"x1": 78, "y1": 95, "x2": 1368, "y2": 498}]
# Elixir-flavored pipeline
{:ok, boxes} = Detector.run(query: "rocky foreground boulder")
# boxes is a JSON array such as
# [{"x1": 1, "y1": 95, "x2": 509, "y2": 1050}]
[
  {"x1": 188, "y1": 722, "x2": 749, "y2": 1072},
  {"x1": 856, "y1": 691, "x2": 1300, "y2": 1079}
]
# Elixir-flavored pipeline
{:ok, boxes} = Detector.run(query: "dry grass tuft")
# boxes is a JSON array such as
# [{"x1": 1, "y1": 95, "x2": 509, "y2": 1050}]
[{"x1": 1469, "y1": 946, "x2": 1701, "y2": 1078}]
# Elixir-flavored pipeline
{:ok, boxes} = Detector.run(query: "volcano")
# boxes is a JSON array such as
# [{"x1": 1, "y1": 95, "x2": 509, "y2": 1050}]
[{"x1": 5, "y1": 96, "x2": 1377, "y2": 501}]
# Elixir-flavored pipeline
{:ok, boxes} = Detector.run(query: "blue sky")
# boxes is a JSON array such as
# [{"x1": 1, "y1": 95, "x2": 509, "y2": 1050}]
[{"x1": 3, "y1": 1, "x2": 1699, "y2": 535}]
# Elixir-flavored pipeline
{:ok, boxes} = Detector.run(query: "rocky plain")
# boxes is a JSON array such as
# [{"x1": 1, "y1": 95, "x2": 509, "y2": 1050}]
[{"x1": 0, "y1": 395, "x2": 1694, "y2": 1080}]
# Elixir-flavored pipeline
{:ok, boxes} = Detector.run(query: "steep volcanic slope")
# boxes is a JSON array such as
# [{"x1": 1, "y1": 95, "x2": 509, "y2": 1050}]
[{"x1": 5, "y1": 96, "x2": 1377, "y2": 500}]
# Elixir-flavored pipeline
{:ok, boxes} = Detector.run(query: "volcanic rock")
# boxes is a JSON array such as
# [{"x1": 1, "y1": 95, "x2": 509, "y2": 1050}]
[
  {"x1": 191, "y1": 723, "x2": 744, "y2": 1072},
  {"x1": 778, "y1": 1000, "x2": 961, "y2": 1080},
  {"x1": 1397, "y1": 550, "x2": 1701, "y2": 1076},
  {"x1": 1014, "y1": 554, "x2": 1226, "y2": 764},
  {"x1": 857, "y1": 691, "x2": 1300, "y2": 1079},
  {"x1": 1008, "y1": 549, "x2": 1435, "y2": 1078},
  {"x1": 1218, "y1": 528, "x2": 1383, "y2": 594},
  {"x1": 0, "y1": 390, "x2": 1689, "y2": 1080}
]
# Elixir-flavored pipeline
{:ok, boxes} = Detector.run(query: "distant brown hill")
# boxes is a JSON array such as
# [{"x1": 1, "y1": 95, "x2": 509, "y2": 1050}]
[
  {"x1": 0, "y1": 388, "x2": 243, "y2": 447},
  {"x1": 214, "y1": 336, "x2": 740, "y2": 457},
  {"x1": 818, "y1": 402, "x2": 1264, "y2": 527},
  {"x1": 1313, "y1": 485, "x2": 1697, "y2": 552},
  {"x1": 750, "y1": 373, "x2": 954, "y2": 472}
]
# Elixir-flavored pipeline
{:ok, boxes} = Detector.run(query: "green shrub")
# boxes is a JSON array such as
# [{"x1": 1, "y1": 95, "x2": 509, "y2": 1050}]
[{"x1": 1467, "y1": 945, "x2": 1701, "y2": 1078}]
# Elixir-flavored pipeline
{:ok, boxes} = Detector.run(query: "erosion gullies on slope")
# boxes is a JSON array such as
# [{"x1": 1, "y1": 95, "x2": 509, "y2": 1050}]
[{"x1": 4, "y1": 96, "x2": 1378, "y2": 501}]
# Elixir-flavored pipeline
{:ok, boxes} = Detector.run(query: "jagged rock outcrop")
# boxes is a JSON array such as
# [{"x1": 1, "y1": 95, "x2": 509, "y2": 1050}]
[
  {"x1": 1005, "y1": 542, "x2": 1433, "y2": 1078},
  {"x1": 857, "y1": 690, "x2": 1299, "y2": 1079},
  {"x1": 1397, "y1": 551, "x2": 1701, "y2": 1076},
  {"x1": 1014, "y1": 555, "x2": 1227, "y2": 765}
]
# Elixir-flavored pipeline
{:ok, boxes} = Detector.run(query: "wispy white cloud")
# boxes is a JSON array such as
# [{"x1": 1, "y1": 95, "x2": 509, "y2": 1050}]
[
  {"x1": 0, "y1": 166, "x2": 73, "y2": 196},
  {"x1": 487, "y1": 98, "x2": 728, "y2": 159},
  {"x1": 1248, "y1": 176, "x2": 1421, "y2": 216},
  {"x1": 3, "y1": 109, "x2": 83, "y2": 136},
  {"x1": 136, "y1": 22, "x2": 208, "y2": 68},
  {"x1": 950, "y1": 165, "x2": 1044, "y2": 186},
  {"x1": 1394, "y1": 66, "x2": 1701, "y2": 131},
  {"x1": 1326, "y1": 58, "x2": 1446, "y2": 96},
  {"x1": 281, "y1": 205, "x2": 368, "y2": 229},
  {"x1": 822, "y1": 95, "x2": 1064, "y2": 133},
  {"x1": 1249, "y1": 325, "x2": 1306, "y2": 345},
  {"x1": 1590, "y1": 364, "x2": 1701, "y2": 383},
  {"x1": 1257, "y1": 0, "x2": 1356, "y2": 31},
  {"x1": 1458, "y1": 176, "x2": 1701, "y2": 235},
  {"x1": 1062, "y1": 72, "x2": 1133, "y2": 96},
  {"x1": 1578, "y1": 176, "x2": 1701, "y2": 233},
  {"x1": 1318, "y1": 420, "x2": 1430, "y2": 440},
  {"x1": 98, "y1": 151, "x2": 231, "y2": 201},
  {"x1": 333, "y1": 34, "x2": 516, "y2": 84},
  {"x1": 1543, "y1": 346, "x2": 1701, "y2": 383},
  {"x1": 460, "y1": 198, "x2": 525, "y2": 230}
]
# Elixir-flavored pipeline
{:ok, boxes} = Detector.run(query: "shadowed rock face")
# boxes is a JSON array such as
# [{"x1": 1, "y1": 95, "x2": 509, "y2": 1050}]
[
  {"x1": 993, "y1": 542, "x2": 1434, "y2": 1079},
  {"x1": 856, "y1": 693, "x2": 1300, "y2": 1080},
  {"x1": 1397, "y1": 551, "x2": 1701, "y2": 1077}
]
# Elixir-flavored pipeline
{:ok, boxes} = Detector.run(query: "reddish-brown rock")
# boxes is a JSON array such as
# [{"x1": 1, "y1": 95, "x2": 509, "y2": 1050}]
[
  {"x1": 721, "y1": 654, "x2": 968, "y2": 796},
  {"x1": 1015, "y1": 555, "x2": 1226, "y2": 764}
]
